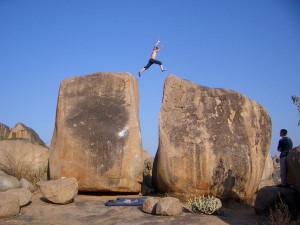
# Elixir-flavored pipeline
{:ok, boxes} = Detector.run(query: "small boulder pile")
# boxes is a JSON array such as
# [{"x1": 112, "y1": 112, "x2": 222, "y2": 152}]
[
  {"x1": 0, "y1": 122, "x2": 48, "y2": 218},
  {"x1": 0, "y1": 170, "x2": 33, "y2": 218},
  {"x1": 142, "y1": 197, "x2": 183, "y2": 216}
]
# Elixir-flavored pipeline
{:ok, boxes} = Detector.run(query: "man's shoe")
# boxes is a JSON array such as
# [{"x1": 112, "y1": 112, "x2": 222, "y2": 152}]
[
  {"x1": 138, "y1": 72, "x2": 141, "y2": 77},
  {"x1": 162, "y1": 69, "x2": 167, "y2": 72}
]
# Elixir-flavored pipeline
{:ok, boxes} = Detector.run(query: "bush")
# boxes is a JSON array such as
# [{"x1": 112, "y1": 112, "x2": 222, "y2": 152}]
[
  {"x1": 267, "y1": 198, "x2": 290, "y2": 225},
  {"x1": 187, "y1": 195, "x2": 221, "y2": 215},
  {"x1": 266, "y1": 195, "x2": 300, "y2": 225},
  {"x1": 0, "y1": 135, "x2": 8, "y2": 140}
]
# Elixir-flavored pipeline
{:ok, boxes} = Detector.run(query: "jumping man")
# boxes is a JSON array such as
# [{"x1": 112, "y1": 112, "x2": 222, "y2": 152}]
[{"x1": 139, "y1": 40, "x2": 167, "y2": 77}]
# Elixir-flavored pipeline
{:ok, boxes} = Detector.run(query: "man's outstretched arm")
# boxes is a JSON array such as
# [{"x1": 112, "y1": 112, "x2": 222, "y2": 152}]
[{"x1": 154, "y1": 40, "x2": 160, "y2": 47}]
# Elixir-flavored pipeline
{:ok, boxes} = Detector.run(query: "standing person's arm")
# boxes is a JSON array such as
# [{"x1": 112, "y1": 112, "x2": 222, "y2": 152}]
[{"x1": 277, "y1": 139, "x2": 282, "y2": 152}]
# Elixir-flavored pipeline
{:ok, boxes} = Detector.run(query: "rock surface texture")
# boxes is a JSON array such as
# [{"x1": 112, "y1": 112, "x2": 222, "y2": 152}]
[
  {"x1": 258, "y1": 152, "x2": 275, "y2": 189},
  {"x1": 49, "y1": 72, "x2": 143, "y2": 193},
  {"x1": 287, "y1": 146, "x2": 300, "y2": 194},
  {"x1": 153, "y1": 75, "x2": 272, "y2": 203}
]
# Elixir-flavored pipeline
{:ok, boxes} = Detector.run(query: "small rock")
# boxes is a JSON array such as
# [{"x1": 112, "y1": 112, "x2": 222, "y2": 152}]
[
  {"x1": 155, "y1": 197, "x2": 183, "y2": 216},
  {"x1": 38, "y1": 177, "x2": 78, "y2": 204},
  {"x1": 0, "y1": 173, "x2": 21, "y2": 191},
  {"x1": 0, "y1": 192, "x2": 20, "y2": 218},
  {"x1": 6, "y1": 188, "x2": 33, "y2": 207},
  {"x1": 142, "y1": 197, "x2": 160, "y2": 214},
  {"x1": 0, "y1": 170, "x2": 8, "y2": 176},
  {"x1": 20, "y1": 178, "x2": 35, "y2": 192}
]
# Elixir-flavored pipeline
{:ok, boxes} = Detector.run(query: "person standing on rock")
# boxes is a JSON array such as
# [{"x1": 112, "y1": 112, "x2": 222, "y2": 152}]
[
  {"x1": 277, "y1": 129, "x2": 293, "y2": 187},
  {"x1": 139, "y1": 40, "x2": 167, "y2": 77}
]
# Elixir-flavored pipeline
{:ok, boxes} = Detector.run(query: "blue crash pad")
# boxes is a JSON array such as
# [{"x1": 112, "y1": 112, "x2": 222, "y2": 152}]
[{"x1": 105, "y1": 197, "x2": 147, "y2": 206}]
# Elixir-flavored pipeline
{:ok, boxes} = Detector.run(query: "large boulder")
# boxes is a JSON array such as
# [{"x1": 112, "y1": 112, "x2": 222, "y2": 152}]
[
  {"x1": 7, "y1": 123, "x2": 46, "y2": 147},
  {"x1": 49, "y1": 72, "x2": 143, "y2": 193},
  {"x1": 0, "y1": 140, "x2": 49, "y2": 182},
  {"x1": 153, "y1": 75, "x2": 272, "y2": 203},
  {"x1": 38, "y1": 178, "x2": 78, "y2": 204},
  {"x1": 287, "y1": 146, "x2": 300, "y2": 194}
]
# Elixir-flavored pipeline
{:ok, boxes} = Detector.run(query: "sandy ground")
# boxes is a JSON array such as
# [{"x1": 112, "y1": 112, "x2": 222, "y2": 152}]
[{"x1": 0, "y1": 192, "x2": 268, "y2": 225}]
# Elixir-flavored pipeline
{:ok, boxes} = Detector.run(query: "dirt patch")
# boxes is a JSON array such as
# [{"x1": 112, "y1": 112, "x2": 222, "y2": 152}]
[{"x1": 0, "y1": 192, "x2": 268, "y2": 225}]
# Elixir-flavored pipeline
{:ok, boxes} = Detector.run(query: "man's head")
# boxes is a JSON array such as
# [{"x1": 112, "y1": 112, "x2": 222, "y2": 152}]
[
  {"x1": 280, "y1": 129, "x2": 288, "y2": 137},
  {"x1": 154, "y1": 46, "x2": 159, "y2": 50}
]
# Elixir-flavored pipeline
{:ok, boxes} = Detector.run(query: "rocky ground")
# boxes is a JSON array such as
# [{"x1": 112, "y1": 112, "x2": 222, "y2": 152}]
[{"x1": 0, "y1": 191, "x2": 268, "y2": 225}]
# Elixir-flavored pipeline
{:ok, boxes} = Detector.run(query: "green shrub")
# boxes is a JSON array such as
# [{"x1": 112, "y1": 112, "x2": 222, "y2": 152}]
[{"x1": 187, "y1": 195, "x2": 221, "y2": 215}]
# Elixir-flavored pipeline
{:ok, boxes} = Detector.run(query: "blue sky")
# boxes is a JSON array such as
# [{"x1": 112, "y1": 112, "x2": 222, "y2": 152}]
[{"x1": 0, "y1": 0, "x2": 299, "y2": 157}]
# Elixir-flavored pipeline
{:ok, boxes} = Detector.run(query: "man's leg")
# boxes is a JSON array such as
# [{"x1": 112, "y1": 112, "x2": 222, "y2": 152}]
[
  {"x1": 139, "y1": 60, "x2": 153, "y2": 77},
  {"x1": 160, "y1": 65, "x2": 167, "y2": 72},
  {"x1": 280, "y1": 156, "x2": 288, "y2": 185},
  {"x1": 152, "y1": 59, "x2": 167, "y2": 72},
  {"x1": 139, "y1": 68, "x2": 146, "y2": 77}
]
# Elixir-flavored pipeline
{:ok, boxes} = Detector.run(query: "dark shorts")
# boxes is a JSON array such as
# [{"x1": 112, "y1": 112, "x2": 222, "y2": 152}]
[{"x1": 144, "y1": 58, "x2": 162, "y2": 69}]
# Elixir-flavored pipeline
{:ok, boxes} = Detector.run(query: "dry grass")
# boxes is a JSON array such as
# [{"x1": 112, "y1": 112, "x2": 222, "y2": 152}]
[
  {"x1": 266, "y1": 196, "x2": 293, "y2": 225},
  {"x1": 0, "y1": 135, "x2": 8, "y2": 140},
  {"x1": 0, "y1": 148, "x2": 47, "y2": 186}
]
